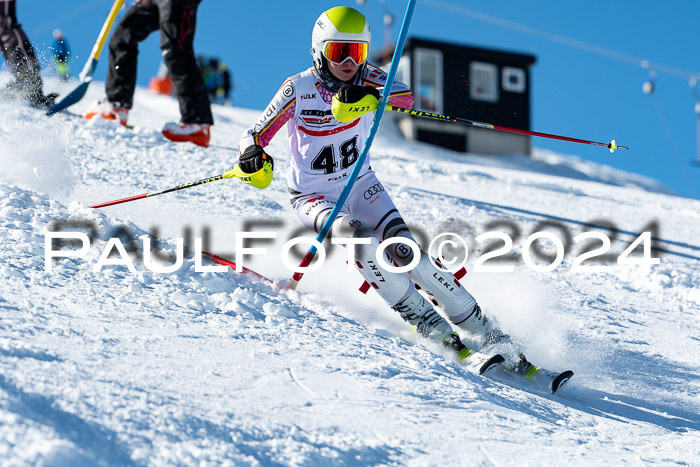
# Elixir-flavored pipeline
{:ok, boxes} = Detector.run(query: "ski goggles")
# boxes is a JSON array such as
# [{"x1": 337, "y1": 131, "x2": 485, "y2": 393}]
[{"x1": 323, "y1": 41, "x2": 369, "y2": 65}]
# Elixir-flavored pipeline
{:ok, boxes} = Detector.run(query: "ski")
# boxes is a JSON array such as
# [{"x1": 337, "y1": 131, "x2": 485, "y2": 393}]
[
  {"x1": 461, "y1": 350, "x2": 506, "y2": 375},
  {"x1": 461, "y1": 348, "x2": 572, "y2": 392},
  {"x1": 518, "y1": 365, "x2": 574, "y2": 395},
  {"x1": 508, "y1": 351, "x2": 575, "y2": 395},
  {"x1": 499, "y1": 360, "x2": 574, "y2": 395},
  {"x1": 57, "y1": 109, "x2": 136, "y2": 130},
  {"x1": 462, "y1": 342, "x2": 574, "y2": 395}
]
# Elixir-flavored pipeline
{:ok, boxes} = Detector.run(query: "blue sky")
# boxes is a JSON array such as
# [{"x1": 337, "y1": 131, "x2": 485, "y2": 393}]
[{"x1": 12, "y1": 0, "x2": 700, "y2": 199}]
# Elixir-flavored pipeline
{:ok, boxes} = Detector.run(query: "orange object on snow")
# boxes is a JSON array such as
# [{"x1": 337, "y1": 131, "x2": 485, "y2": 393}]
[{"x1": 148, "y1": 76, "x2": 174, "y2": 95}]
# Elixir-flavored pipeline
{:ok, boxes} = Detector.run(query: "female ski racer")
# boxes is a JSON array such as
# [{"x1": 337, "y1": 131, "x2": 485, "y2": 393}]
[{"x1": 237, "y1": 6, "x2": 510, "y2": 364}]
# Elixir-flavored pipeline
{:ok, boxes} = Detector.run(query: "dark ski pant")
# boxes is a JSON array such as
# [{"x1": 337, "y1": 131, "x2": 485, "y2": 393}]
[
  {"x1": 106, "y1": 0, "x2": 213, "y2": 124},
  {"x1": 0, "y1": 0, "x2": 44, "y2": 102}
]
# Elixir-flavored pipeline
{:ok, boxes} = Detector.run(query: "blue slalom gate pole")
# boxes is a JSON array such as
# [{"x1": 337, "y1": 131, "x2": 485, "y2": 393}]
[{"x1": 288, "y1": 0, "x2": 417, "y2": 290}]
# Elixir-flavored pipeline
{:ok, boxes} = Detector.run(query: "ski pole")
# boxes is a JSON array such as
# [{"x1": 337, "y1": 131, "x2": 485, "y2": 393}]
[
  {"x1": 201, "y1": 252, "x2": 282, "y2": 289},
  {"x1": 287, "y1": 0, "x2": 417, "y2": 290},
  {"x1": 47, "y1": 0, "x2": 125, "y2": 116},
  {"x1": 89, "y1": 162, "x2": 273, "y2": 208},
  {"x1": 387, "y1": 106, "x2": 629, "y2": 153}
]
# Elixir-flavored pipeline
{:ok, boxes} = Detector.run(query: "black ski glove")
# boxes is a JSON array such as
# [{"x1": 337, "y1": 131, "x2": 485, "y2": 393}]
[
  {"x1": 239, "y1": 145, "x2": 274, "y2": 174},
  {"x1": 337, "y1": 84, "x2": 381, "y2": 104}
]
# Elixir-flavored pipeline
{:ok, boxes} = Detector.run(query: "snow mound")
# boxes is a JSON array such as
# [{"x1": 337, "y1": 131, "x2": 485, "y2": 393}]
[{"x1": 0, "y1": 104, "x2": 75, "y2": 202}]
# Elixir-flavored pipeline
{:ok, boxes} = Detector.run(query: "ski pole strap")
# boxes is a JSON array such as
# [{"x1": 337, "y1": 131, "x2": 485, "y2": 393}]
[{"x1": 224, "y1": 162, "x2": 274, "y2": 189}]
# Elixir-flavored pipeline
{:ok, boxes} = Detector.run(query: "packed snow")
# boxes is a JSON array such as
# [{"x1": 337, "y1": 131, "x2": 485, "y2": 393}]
[{"x1": 0, "y1": 75, "x2": 698, "y2": 465}]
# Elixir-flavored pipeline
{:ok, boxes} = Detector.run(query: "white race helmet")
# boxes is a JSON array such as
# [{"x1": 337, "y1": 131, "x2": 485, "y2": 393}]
[{"x1": 311, "y1": 6, "x2": 371, "y2": 70}]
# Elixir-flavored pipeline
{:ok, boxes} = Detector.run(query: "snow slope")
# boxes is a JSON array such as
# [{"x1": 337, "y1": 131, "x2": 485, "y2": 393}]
[{"x1": 0, "y1": 76, "x2": 698, "y2": 465}]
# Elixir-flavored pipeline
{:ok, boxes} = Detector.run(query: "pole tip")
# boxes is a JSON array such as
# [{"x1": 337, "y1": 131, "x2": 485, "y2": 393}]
[{"x1": 608, "y1": 139, "x2": 618, "y2": 153}]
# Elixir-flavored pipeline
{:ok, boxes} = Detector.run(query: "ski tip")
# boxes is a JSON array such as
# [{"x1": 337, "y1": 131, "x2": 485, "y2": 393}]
[
  {"x1": 551, "y1": 370, "x2": 574, "y2": 394},
  {"x1": 479, "y1": 354, "x2": 505, "y2": 375}
]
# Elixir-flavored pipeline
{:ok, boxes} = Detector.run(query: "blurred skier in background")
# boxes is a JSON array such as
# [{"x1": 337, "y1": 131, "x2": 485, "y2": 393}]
[
  {"x1": 0, "y1": 0, "x2": 57, "y2": 108},
  {"x1": 218, "y1": 61, "x2": 231, "y2": 105},
  {"x1": 199, "y1": 56, "x2": 218, "y2": 101},
  {"x1": 84, "y1": 0, "x2": 213, "y2": 148},
  {"x1": 51, "y1": 29, "x2": 71, "y2": 81},
  {"x1": 199, "y1": 55, "x2": 232, "y2": 105}
]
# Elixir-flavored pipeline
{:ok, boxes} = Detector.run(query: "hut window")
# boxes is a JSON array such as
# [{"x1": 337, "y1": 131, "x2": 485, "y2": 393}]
[
  {"x1": 415, "y1": 48, "x2": 443, "y2": 113},
  {"x1": 502, "y1": 67, "x2": 526, "y2": 93},
  {"x1": 470, "y1": 62, "x2": 498, "y2": 102}
]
